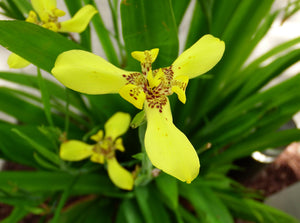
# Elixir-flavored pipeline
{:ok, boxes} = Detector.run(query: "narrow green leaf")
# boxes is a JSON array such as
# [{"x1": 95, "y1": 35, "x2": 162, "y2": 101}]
[
  {"x1": 11, "y1": 0, "x2": 32, "y2": 16},
  {"x1": 155, "y1": 172, "x2": 178, "y2": 210},
  {"x1": 12, "y1": 128, "x2": 61, "y2": 165},
  {"x1": 116, "y1": 199, "x2": 144, "y2": 223},
  {"x1": 121, "y1": 0, "x2": 179, "y2": 69},
  {"x1": 219, "y1": 192, "x2": 299, "y2": 223},
  {"x1": 0, "y1": 21, "x2": 83, "y2": 73},
  {"x1": 83, "y1": 0, "x2": 119, "y2": 65},
  {"x1": 135, "y1": 185, "x2": 171, "y2": 223},
  {"x1": 0, "y1": 171, "x2": 129, "y2": 197},
  {"x1": 171, "y1": 0, "x2": 191, "y2": 26},
  {"x1": 50, "y1": 176, "x2": 79, "y2": 223},
  {"x1": 184, "y1": 0, "x2": 207, "y2": 49},
  {"x1": 179, "y1": 183, "x2": 234, "y2": 223},
  {"x1": 37, "y1": 68, "x2": 54, "y2": 127},
  {"x1": 1, "y1": 207, "x2": 28, "y2": 223}
]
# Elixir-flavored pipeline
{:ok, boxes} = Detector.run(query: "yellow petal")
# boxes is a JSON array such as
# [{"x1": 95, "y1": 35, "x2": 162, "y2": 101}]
[
  {"x1": 172, "y1": 34, "x2": 225, "y2": 79},
  {"x1": 7, "y1": 53, "x2": 31, "y2": 69},
  {"x1": 114, "y1": 138, "x2": 125, "y2": 152},
  {"x1": 144, "y1": 100, "x2": 200, "y2": 183},
  {"x1": 60, "y1": 140, "x2": 93, "y2": 161},
  {"x1": 171, "y1": 75, "x2": 189, "y2": 104},
  {"x1": 119, "y1": 84, "x2": 146, "y2": 109},
  {"x1": 31, "y1": 0, "x2": 56, "y2": 19},
  {"x1": 131, "y1": 48, "x2": 159, "y2": 63},
  {"x1": 105, "y1": 112, "x2": 131, "y2": 140},
  {"x1": 107, "y1": 157, "x2": 134, "y2": 190},
  {"x1": 59, "y1": 5, "x2": 97, "y2": 33},
  {"x1": 90, "y1": 130, "x2": 104, "y2": 142},
  {"x1": 53, "y1": 8, "x2": 65, "y2": 17},
  {"x1": 52, "y1": 50, "x2": 130, "y2": 94},
  {"x1": 90, "y1": 153, "x2": 105, "y2": 164},
  {"x1": 26, "y1": 11, "x2": 38, "y2": 24}
]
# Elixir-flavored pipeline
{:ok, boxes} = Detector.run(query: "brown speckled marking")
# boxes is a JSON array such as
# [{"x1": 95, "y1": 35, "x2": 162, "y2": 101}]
[{"x1": 122, "y1": 52, "x2": 184, "y2": 113}]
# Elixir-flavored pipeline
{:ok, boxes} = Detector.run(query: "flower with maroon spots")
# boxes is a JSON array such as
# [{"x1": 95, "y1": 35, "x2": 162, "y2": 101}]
[{"x1": 52, "y1": 34, "x2": 225, "y2": 183}]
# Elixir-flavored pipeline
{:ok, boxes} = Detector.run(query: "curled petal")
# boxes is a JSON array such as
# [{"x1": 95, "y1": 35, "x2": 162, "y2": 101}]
[
  {"x1": 119, "y1": 84, "x2": 146, "y2": 109},
  {"x1": 107, "y1": 157, "x2": 134, "y2": 190},
  {"x1": 60, "y1": 140, "x2": 93, "y2": 161},
  {"x1": 52, "y1": 50, "x2": 130, "y2": 94},
  {"x1": 144, "y1": 100, "x2": 200, "y2": 183},
  {"x1": 104, "y1": 112, "x2": 131, "y2": 140},
  {"x1": 171, "y1": 75, "x2": 189, "y2": 104},
  {"x1": 59, "y1": 5, "x2": 97, "y2": 33},
  {"x1": 131, "y1": 48, "x2": 159, "y2": 64},
  {"x1": 172, "y1": 34, "x2": 225, "y2": 79},
  {"x1": 7, "y1": 53, "x2": 30, "y2": 69}
]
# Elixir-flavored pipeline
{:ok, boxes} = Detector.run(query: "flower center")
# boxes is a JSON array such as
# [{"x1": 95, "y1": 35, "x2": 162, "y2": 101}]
[
  {"x1": 92, "y1": 137, "x2": 115, "y2": 159},
  {"x1": 120, "y1": 49, "x2": 188, "y2": 112},
  {"x1": 26, "y1": 8, "x2": 66, "y2": 32}
]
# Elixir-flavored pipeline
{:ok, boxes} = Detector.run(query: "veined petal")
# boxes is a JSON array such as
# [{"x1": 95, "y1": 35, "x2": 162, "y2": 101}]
[
  {"x1": 119, "y1": 84, "x2": 146, "y2": 109},
  {"x1": 105, "y1": 112, "x2": 131, "y2": 140},
  {"x1": 60, "y1": 140, "x2": 93, "y2": 161},
  {"x1": 172, "y1": 34, "x2": 225, "y2": 79},
  {"x1": 59, "y1": 5, "x2": 97, "y2": 33},
  {"x1": 7, "y1": 53, "x2": 30, "y2": 69},
  {"x1": 52, "y1": 50, "x2": 130, "y2": 94},
  {"x1": 31, "y1": 0, "x2": 56, "y2": 19},
  {"x1": 107, "y1": 157, "x2": 134, "y2": 190},
  {"x1": 144, "y1": 100, "x2": 200, "y2": 183}
]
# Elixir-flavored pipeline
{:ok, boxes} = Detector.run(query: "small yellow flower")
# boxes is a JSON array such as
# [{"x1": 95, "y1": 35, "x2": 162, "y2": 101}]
[
  {"x1": 59, "y1": 112, "x2": 134, "y2": 190},
  {"x1": 7, "y1": 0, "x2": 97, "y2": 69},
  {"x1": 52, "y1": 34, "x2": 225, "y2": 183}
]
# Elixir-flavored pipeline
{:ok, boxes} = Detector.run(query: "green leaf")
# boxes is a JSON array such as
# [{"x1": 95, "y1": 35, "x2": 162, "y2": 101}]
[
  {"x1": 131, "y1": 110, "x2": 146, "y2": 128},
  {"x1": 121, "y1": 0, "x2": 179, "y2": 69},
  {"x1": 155, "y1": 172, "x2": 178, "y2": 210},
  {"x1": 135, "y1": 185, "x2": 172, "y2": 223},
  {"x1": 1, "y1": 207, "x2": 28, "y2": 223},
  {"x1": 171, "y1": 0, "x2": 191, "y2": 26},
  {"x1": 116, "y1": 199, "x2": 144, "y2": 223},
  {"x1": 179, "y1": 183, "x2": 234, "y2": 223},
  {"x1": 12, "y1": 128, "x2": 61, "y2": 166},
  {"x1": 57, "y1": 198, "x2": 114, "y2": 223},
  {"x1": 0, "y1": 21, "x2": 83, "y2": 73},
  {"x1": 219, "y1": 192, "x2": 299, "y2": 223},
  {"x1": 0, "y1": 171, "x2": 130, "y2": 197},
  {"x1": 37, "y1": 68, "x2": 54, "y2": 127},
  {"x1": 0, "y1": 88, "x2": 54, "y2": 125},
  {"x1": 83, "y1": 0, "x2": 119, "y2": 65},
  {"x1": 0, "y1": 71, "x2": 89, "y2": 116},
  {"x1": 11, "y1": 0, "x2": 32, "y2": 16}
]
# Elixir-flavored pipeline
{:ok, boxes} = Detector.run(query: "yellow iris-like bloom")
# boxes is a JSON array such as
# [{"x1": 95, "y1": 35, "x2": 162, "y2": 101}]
[
  {"x1": 60, "y1": 112, "x2": 134, "y2": 190},
  {"x1": 52, "y1": 34, "x2": 225, "y2": 183},
  {"x1": 7, "y1": 0, "x2": 97, "y2": 69}
]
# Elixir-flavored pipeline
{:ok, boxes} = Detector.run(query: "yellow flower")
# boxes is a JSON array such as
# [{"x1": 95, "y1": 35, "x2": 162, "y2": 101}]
[
  {"x1": 59, "y1": 112, "x2": 134, "y2": 190},
  {"x1": 7, "y1": 0, "x2": 97, "y2": 69},
  {"x1": 52, "y1": 34, "x2": 225, "y2": 183}
]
